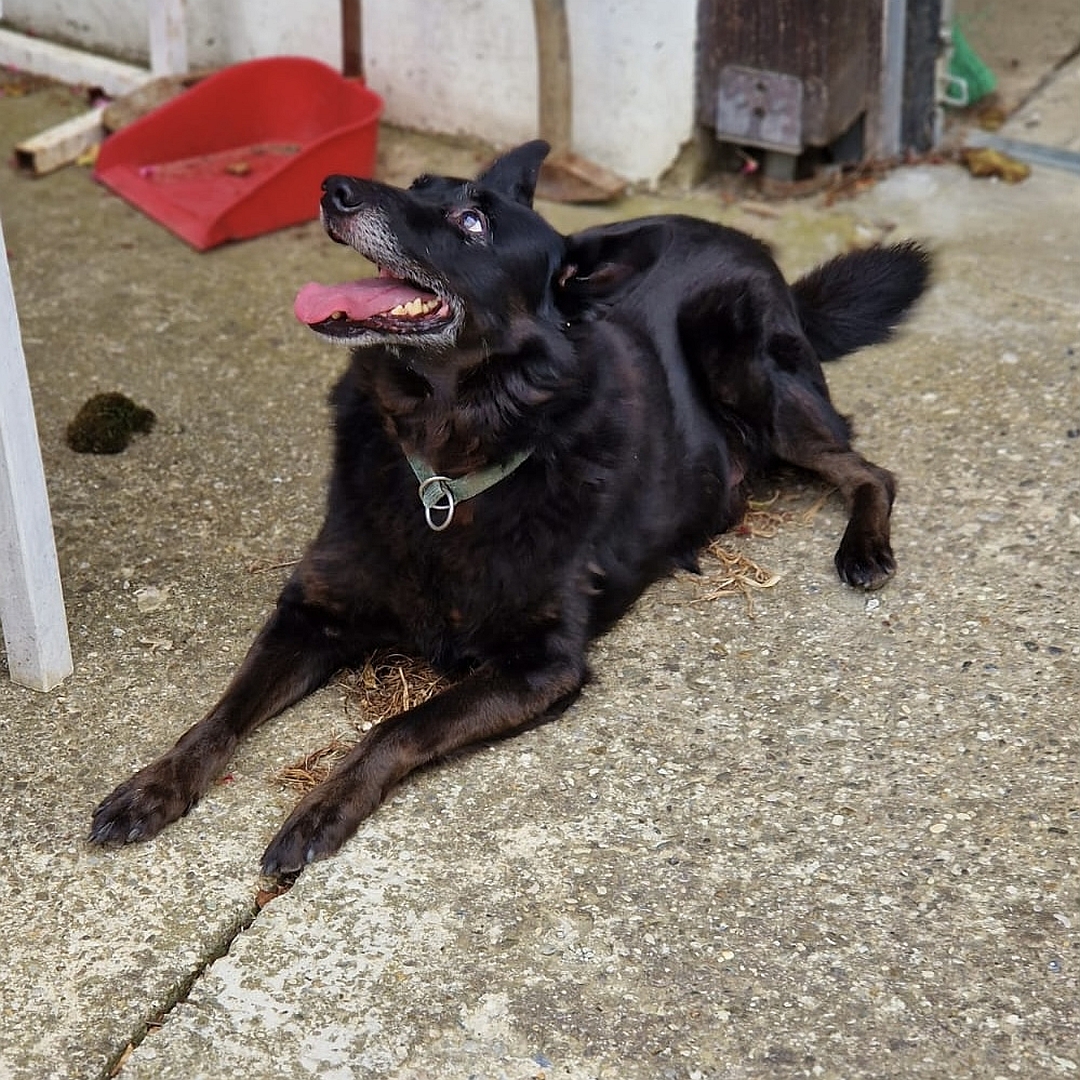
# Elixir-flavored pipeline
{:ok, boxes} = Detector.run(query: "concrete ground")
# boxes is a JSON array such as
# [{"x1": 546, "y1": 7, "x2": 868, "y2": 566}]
[{"x1": 1, "y1": 27, "x2": 1078, "y2": 1080}]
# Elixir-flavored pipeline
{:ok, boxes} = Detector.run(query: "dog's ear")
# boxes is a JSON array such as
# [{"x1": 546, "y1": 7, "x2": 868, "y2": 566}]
[
  {"x1": 478, "y1": 140, "x2": 551, "y2": 206},
  {"x1": 561, "y1": 261, "x2": 636, "y2": 291}
]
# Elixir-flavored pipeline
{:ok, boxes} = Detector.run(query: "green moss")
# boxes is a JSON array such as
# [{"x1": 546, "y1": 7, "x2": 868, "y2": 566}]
[{"x1": 65, "y1": 392, "x2": 156, "y2": 454}]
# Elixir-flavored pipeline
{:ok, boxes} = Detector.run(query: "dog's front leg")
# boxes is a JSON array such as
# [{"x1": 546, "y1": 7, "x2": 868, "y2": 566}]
[
  {"x1": 89, "y1": 594, "x2": 353, "y2": 847},
  {"x1": 261, "y1": 646, "x2": 588, "y2": 876}
]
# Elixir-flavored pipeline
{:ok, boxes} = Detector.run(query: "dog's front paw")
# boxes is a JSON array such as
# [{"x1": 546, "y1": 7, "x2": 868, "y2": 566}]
[
  {"x1": 89, "y1": 755, "x2": 204, "y2": 846},
  {"x1": 261, "y1": 778, "x2": 378, "y2": 877},
  {"x1": 260, "y1": 808, "x2": 350, "y2": 878},
  {"x1": 834, "y1": 527, "x2": 895, "y2": 591}
]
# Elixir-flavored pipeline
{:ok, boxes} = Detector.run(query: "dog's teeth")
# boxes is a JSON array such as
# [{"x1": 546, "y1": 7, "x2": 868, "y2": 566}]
[
  {"x1": 330, "y1": 310, "x2": 346, "y2": 320},
  {"x1": 389, "y1": 297, "x2": 431, "y2": 317}
]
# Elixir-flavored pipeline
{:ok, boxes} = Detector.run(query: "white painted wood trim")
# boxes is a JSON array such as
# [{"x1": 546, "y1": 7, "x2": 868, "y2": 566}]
[
  {"x1": 148, "y1": 0, "x2": 189, "y2": 76},
  {"x1": 14, "y1": 105, "x2": 107, "y2": 176},
  {"x1": 0, "y1": 217, "x2": 74, "y2": 691},
  {"x1": 0, "y1": 28, "x2": 152, "y2": 97}
]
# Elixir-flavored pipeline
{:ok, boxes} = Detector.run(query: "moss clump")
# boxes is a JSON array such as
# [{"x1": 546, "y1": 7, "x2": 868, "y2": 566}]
[{"x1": 66, "y1": 392, "x2": 156, "y2": 454}]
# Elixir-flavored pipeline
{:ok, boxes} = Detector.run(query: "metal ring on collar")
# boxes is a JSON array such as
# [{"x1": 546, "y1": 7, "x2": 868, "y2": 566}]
[{"x1": 417, "y1": 475, "x2": 456, "y2": 531}]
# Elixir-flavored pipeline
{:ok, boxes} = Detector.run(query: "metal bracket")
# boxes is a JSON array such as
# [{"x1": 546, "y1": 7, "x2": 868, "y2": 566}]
[{"x1": 715, "y1": 65, "x2": 804, "y2": 154}]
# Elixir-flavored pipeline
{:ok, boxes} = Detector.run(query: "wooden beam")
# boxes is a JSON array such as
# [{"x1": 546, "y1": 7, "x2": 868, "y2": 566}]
[
  {"x1": 14, "y1": 106, "x2": 107, "y2": 177},
  {"x1": 0, "y1": 28, "x2": 152, "y2": 97},
  {"x1": 0, "y1": 218, "x2": 73, "y2": 692},
  {"x1": 148, "y1": 0, "x2": 189, "y2": 76},
  {"x1": 341, "y1": 0, "x2": 364, "y2": 78}
]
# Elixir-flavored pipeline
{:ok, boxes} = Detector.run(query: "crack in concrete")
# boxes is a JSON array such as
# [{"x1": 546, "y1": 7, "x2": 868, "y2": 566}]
[{"x1": 100, "y1": 903, "x2": 260, "y2": 1080}]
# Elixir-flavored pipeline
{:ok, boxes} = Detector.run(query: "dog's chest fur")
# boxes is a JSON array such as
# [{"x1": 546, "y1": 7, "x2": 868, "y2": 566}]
[{"x1": 315, "y1": 333, "x2": 732, "y2": 664}]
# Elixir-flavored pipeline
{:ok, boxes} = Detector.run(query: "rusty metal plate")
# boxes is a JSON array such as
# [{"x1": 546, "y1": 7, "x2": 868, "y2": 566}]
[{"x1": 715, "y1": 65, "x2": 804, "y2": 153}]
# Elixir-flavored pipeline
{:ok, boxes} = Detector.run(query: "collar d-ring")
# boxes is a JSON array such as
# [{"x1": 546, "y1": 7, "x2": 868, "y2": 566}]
[
  {"x1": 406, "y1": 448, "x2": 533, "y2": 532},
  {"x1": 417, "y1": 474, "x2": 456, "y2": 531}
]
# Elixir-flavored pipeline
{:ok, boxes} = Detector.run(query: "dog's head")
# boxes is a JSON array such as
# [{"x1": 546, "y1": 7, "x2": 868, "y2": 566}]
[{"x1": 294, "y1": 141, "x2": 564, "y2": 352}]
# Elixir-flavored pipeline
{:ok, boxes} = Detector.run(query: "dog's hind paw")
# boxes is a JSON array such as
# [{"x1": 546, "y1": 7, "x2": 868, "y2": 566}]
[{"x1": 834, "y1": 532, "x2": 895, "y2": 591}]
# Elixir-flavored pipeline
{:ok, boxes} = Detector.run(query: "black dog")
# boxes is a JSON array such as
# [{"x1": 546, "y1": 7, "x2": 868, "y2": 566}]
[{"x1": 91, "y1": 141, "x2": 929, "y2": 875}]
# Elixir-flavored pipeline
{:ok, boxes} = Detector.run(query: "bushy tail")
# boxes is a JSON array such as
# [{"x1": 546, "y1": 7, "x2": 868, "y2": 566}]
[{"x1": 792, "y1": 241, "x2": 932, "y2": 362}]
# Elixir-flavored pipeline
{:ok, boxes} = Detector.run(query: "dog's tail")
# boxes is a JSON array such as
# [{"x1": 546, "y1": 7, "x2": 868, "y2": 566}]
[{"x1": 792, "y1": 241, "x2": 931, "y2": 362}]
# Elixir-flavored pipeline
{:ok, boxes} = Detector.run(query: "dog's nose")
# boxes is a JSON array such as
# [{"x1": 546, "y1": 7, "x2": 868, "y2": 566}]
[{"x1": 322, "y1": 175, "x2": 366, "y2": 213}]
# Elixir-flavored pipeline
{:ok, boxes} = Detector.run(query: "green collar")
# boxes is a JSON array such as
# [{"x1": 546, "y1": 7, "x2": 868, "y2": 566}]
[{"x1": 406, "y1": 448, "x2": 532, "y2": 531}]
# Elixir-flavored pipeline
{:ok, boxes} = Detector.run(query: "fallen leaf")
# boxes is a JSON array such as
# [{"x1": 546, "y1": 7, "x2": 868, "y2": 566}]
[
  {"x1": 255, "y1": 881, "x2": 293, "y2": 909},
  {"x1": 961, "y1": 147, "x2": 1031, "y2": 183},
  {"x1": 977, "y1": 105, "x2": 1008, "y2": 131}
]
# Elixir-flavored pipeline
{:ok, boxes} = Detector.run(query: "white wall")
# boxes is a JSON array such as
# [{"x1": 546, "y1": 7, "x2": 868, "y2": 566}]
[
  {"x1": 1, "y1": 0, "x2": 697, "y2": 183},
  {"x1": 364, "y1": 0, "x2": 698, "y2": 182},
  {"x1": 1, "y1": 0, "x2": 342, "y2": 70}
]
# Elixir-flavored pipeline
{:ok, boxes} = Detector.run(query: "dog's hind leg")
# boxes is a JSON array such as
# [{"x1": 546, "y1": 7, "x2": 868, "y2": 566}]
[
  {"x1": 89, "y1": 587, "x2": 355, "y2": 846},
  {"x1": 770, "y1": 372, "x2": 898, "y2": 590},
  {"x1": 261, "y1": 628, "x2": 589, "y2": 876}
]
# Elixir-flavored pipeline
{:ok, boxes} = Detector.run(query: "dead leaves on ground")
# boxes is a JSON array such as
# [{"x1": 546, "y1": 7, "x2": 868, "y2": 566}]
[
  {"x1": 960, "y1": 147, "x2": 1031, "y2": 184},
  {"x1": 693, "y1": 488, "x2": 829, "y2": 613}
]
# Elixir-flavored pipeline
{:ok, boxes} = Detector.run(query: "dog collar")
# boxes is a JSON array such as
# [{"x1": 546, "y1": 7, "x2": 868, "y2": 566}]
[{"x1": 406, "y1": 449, "x2": 532, "y2": 531}]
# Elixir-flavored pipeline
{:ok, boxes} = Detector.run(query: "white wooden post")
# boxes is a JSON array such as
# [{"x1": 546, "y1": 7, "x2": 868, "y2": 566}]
[
  {"x1": 148, "y1": 0, "x2": 189, "y2": 76},
  {"x1": 0, "y1": 217, "x2": 74, "y2": 691}
]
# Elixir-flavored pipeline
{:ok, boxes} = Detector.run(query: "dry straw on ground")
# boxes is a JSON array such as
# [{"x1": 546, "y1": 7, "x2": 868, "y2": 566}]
[
  {"x1": 273, "y1": 488, "x2": 832, "y2": 793},
  {"x1": 694, "y1": 488, "x2": 829, "y2": 611},
  {"x1": 275, "y1": 652, "x2": 452, "y2": 793}
]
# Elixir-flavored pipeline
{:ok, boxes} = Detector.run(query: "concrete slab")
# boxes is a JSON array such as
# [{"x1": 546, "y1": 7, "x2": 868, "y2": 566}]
[
  {"x1": 1001, "y1": 52, "x2": 1080, "y2": 152},
  {"x1": 955, "y1": 0, "x2": 1080, "y2": 111},
  {"x1": 112, "y1": 160, "x2": 1080, "y2": 1080},
  {"x1": 1, "y1": 68, "x2": 1078, "y2": 1080}
]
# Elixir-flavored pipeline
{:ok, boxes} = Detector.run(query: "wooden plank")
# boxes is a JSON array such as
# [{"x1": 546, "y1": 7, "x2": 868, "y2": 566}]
[
  {"x1": 341, "y1": 0, "x2": 364, "y2": 78},
  {"x1": 14, "y1": 106, "x2": 107, "y2": 177},
  {"x1": 0, "y1": 217, "x2": 74, "y2": 692},
  {"x1": 0, "y1": 28, "x2": 152, "y2": 97},
  {"x1": 148, "y1": 0, "x2": 189, "y2": 76},
  {"x1": 696, "y1": 0, "x2": 878, "y2": 147}
]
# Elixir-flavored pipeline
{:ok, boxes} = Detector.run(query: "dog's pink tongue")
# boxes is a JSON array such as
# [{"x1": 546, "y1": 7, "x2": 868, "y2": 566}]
[{"x1": 294, "y1": 278, "x2": 432, "y2": 325}]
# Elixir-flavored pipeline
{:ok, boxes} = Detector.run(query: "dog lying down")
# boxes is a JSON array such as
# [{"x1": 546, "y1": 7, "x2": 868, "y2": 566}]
[{"x1": 91, "y1": 141, "x2": 930, "y2": 876}]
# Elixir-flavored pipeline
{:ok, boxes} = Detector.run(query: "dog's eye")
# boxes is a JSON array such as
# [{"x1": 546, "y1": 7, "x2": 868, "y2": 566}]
[{"x1": 449, "y1": 208, "x2": 488, "y2": 237}]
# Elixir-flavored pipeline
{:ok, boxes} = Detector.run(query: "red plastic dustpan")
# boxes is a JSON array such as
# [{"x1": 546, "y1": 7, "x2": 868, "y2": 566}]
[{"x1": 95, "y1": 56, "x2": 383, "y2": 250}]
